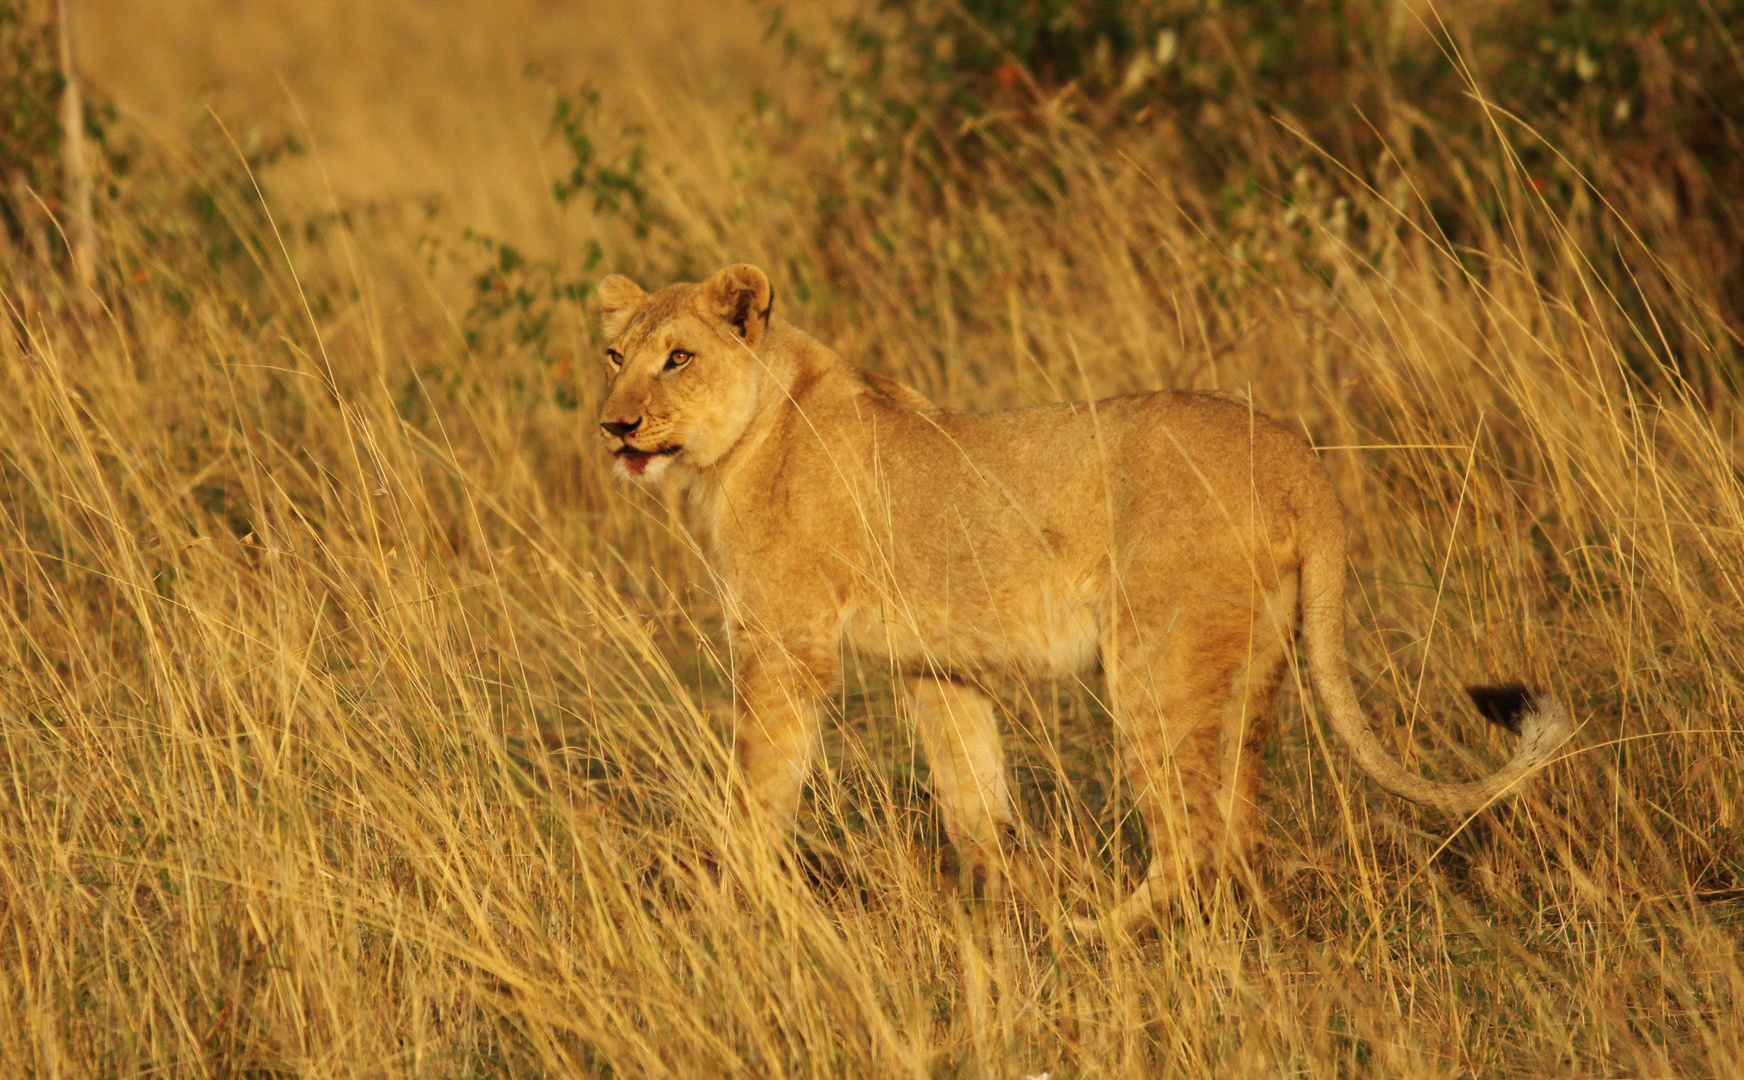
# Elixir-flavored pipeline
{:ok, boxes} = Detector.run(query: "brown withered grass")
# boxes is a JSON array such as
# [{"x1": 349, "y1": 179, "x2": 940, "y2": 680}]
[{"x1": 1, "y1": 3, "x2": 1739, "y2": 1076}]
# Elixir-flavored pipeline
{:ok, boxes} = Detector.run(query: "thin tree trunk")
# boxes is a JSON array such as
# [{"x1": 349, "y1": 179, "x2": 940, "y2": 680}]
[{"x1": 57, "y1": 0, "x2": 95, "y2": 289}]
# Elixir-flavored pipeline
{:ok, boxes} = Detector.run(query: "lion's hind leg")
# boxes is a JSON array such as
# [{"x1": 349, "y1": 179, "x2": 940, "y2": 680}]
[
  {"x1": 1088, "y1": 582, "x2": 1294, "y2": 935},
  {"x1": 1214, "y1": 575, "x2": 1296, "y2": 886}
]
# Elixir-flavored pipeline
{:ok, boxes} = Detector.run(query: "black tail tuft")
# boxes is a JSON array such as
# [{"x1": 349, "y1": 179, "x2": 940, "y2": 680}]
[{"x1": 1466, "y1": 682, "x2": 1537, "y2": 735}]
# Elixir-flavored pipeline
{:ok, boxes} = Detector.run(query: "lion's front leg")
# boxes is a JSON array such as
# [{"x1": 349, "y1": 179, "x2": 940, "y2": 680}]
[
  {"x1": 908, "y1": 677, "x2": 1016, "y2": 862},
  {"x1": 731, "y1": 632, "x2": 840, "y2": 836}
]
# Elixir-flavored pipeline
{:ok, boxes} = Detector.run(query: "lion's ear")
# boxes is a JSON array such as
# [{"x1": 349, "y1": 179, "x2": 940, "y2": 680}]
[
  {"x1": 597, "y1": 274, "x2": 645, "y2": 339},
  {"x1": 701, "y1": 264, "x2": 774, "y2": 347}
]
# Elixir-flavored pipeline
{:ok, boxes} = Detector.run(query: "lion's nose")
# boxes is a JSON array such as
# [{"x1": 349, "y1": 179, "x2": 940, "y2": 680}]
[{"x1": 600, "y1": 418, "x2": 642, "y2": 438}]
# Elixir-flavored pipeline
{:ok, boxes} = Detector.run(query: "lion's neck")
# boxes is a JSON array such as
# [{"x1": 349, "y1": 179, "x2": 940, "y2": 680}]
[{"x1": 682, "y1": 321, "x2": 858, "y2": 548}]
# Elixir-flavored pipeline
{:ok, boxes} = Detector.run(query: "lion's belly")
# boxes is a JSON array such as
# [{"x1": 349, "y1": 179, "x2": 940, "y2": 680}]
[{"x1": 838, "y1": 577, "x2": 1104, "y2": 678}]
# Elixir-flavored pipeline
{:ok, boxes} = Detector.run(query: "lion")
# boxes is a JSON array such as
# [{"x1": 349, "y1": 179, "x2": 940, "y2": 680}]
[{"x1": 593, "y1": 262, "x2": 1572, "y2": 934}]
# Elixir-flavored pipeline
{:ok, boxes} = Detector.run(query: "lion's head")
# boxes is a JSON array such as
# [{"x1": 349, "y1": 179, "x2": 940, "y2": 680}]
[{"x1": 595, "y1": 264, "x2": 774, "y2": 483}]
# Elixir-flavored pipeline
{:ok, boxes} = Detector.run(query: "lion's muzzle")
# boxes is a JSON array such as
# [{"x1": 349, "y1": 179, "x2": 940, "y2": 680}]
[{"x1": 613, "y1": 442, "x2": 682, "y2": 477}]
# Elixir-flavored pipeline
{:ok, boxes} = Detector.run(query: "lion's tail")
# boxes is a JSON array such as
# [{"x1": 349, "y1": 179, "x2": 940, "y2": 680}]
[{"x1": 1297, "y1": 516, "x2": 1573, "y2": 816}]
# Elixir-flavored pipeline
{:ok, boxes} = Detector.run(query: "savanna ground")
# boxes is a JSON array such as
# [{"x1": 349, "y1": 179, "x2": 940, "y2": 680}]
[{"x1": 2, "y1": 0, "x2": 1743, "y2": 1075}]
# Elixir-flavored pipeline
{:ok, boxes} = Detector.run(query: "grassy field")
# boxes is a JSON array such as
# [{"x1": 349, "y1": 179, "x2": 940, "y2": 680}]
[{"x1": 2, "y1": 1, "x2": 1741, "y2": 1075}]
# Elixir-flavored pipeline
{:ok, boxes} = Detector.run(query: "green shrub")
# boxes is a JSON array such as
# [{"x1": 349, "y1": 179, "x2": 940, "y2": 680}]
[
  {"x1": 0, "y1": 1, "x2": 67, "y2": 245},
  {"x1": 783, "y1": 0, "x2": 1744, "y2": 388}
]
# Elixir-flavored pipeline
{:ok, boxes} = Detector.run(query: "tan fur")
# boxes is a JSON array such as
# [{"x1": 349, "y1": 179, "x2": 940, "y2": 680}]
[{"x1": 596, "y1": 264, "x2": 1573, "y2": 934}]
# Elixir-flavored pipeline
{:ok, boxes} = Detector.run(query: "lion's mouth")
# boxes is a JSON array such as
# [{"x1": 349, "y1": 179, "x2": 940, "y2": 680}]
[{"x1": 614, "y1": 444, "x2": 682, "y2": 477}]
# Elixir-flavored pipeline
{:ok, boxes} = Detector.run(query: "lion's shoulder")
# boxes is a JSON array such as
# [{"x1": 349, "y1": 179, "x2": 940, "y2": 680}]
[{"x1": 855, "y1": 369, "x2": 937, "y2": 414}]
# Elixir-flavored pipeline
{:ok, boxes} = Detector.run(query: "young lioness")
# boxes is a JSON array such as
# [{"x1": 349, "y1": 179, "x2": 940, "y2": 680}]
[{"x1": 594, "y1": 263, "x2": 1571, "y2": 932}]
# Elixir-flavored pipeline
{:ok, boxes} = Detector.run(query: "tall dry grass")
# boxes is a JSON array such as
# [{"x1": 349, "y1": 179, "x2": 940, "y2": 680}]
[{"x1": 1, "y1": 3, "x2": 1741, "y2": 1076}]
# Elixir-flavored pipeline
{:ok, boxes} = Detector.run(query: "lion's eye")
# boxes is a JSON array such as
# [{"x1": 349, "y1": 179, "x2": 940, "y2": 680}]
[
  {"x1": 605, "y1": 350, "x2": 624, "y2": 369},
  {"x1": 664, "y1": 349, "x2": 693, "y2": 371}
]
